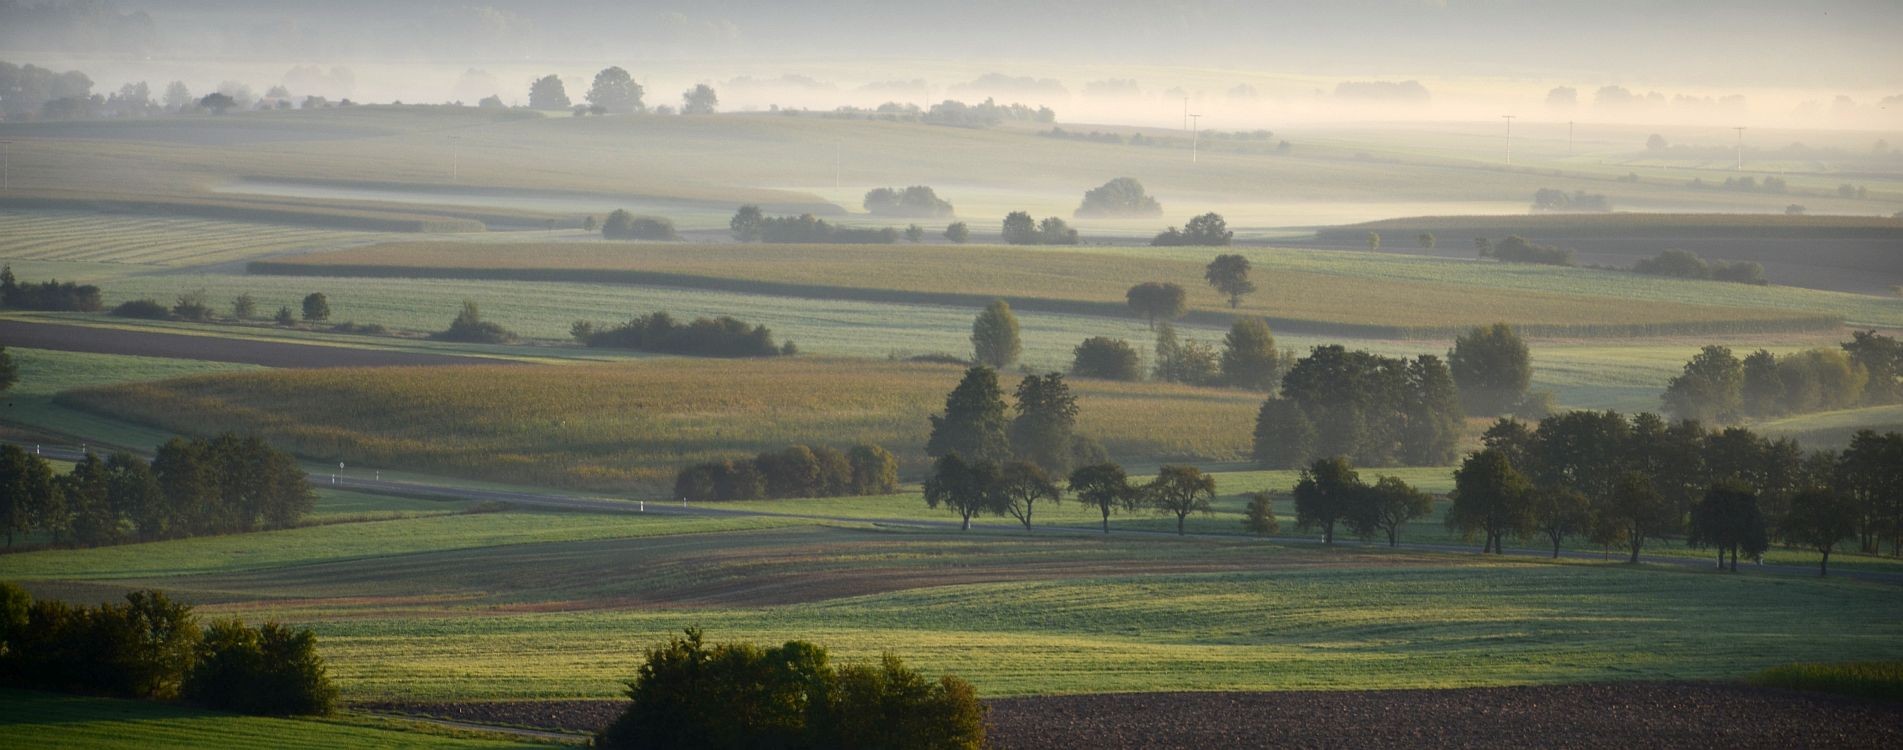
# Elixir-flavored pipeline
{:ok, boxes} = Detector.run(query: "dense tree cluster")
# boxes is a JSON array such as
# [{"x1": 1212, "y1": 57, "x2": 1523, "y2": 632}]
[
  {"x1": 926, "y1": 452, "x2": 1215, "y2": 536},
  {"x1": 1457, "y1": 410, "x2": 1902, "y2": 572},
  {"x1": 597, "y1": 629, "x2": 986, "y2": 750},
  {"x1": 0, "y1": 266, "x2": 102, "y2": 312},
  {"x1": 681, "y1": 84, "x2": 718, "y2": 114},
  {"x1": 729, "y1": 209, "x2": 901, "y2": 244},
  {"x1": 1631, "y1": 249, "x2": 1766, "y2": 284},
  {"x1": 925, "y1": 367, "x2": 1105, "y2": 488},
  {"x1": 1074, "y1": 177, "x2": 1163, "y2": 217},
  {"x1": 1290, "y1": 457, "x2": 1434, "y2": 546},
  {"x1": 0, "y1": 60, "x2": 95, "y2": 119},
  {"x1": 601, "y1": 209, "x2": 678, "y2": 240},
  {"x1": 0, "y1": 583, "x2": 334, "y2": 715},
  {"x1": 673, "y1": 444, "x2": 899, "y2": 502},
  {"x1": 1001, "y1": 211, "x2": 1078, "y2": 245},
  {"x1": 921, "y1": 97, "x2": 1053, "y2": 128},
  {"x1": 1480, "y1": 235, "x2": 1576, "y2": 266},
  {"x1": 1531, "y1": 188, "x2": 1612, "y2": 212},
  {"x1": 429, "y1": 300, "x2": 515, "y2": 344},
  {"x1": 863, "y1": 186, "x2": 954, "y2": 218},
  {"x1": 1251, "y1": 346, "x2": 1464, "y2": 469},
  {"x1": 0, "y1": 437, "x2": 311, "y2": 549},
  {"x1": 1664, "y1": 334, "x2": 1901, "y2": 423},
  {"x1": 1151, "y1": 213, "x2": 1233, "y2": 246},
  {"x1": 572, "y1": 311, "x2": 784, "y2": 357}
]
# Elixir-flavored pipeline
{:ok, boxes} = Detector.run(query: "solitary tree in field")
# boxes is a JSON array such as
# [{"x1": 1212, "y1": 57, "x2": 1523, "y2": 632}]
[
  {"x1": 1594, "y1": 471, "x2": 1676, "y2": 563},
  {"x1": 997, "y1": 461, "x2": 1060, "y2": 530},
  {"x1": 1146, "y1": 465, "x2": 1216, "y2": 535},
  {"x1": 1242, "y1": 491, "x2": 1280, "y2": 536},
  {"x1": 1203, "y1": 254, "x2": 1255, "y2": 309},
  {"x1": 1445, "y1": 449, "x2": 1533, "y2": 554},
  {"x1": 1010, "y1": 373, "x2": 1078, "y2": 475},
  {"x1": 681, "y1": 84, "x2": 718, "y2": 114},
  {"x1": 1220, "y1": 318, "x2": 1279, "y2": 391},
  {"x1": 926, "y1": 366, "x2": 1011, "y2": 464},
  {"x1": 971, "y1": 300, "x2": 1021, "y2": 369},
  {"x1": 1293, "y1": 456, "x2": 1363, "y2": 544},
  {"x1": 1417, "y1": 232, "x2": 1436, "y2": 251},
  {"x1": 586, "y1": 67, "x2": 644, "y2": 113},
  {"x1": 923, "y1": 454, "x2": 1000, "y2": 530},
  {"x1": 1529, "y1": 487, "x2": 1591, "y2": 558},
  {"x1": 1350, "y1": 475, "x2": 1433, "y2": 547},
  {"x1": 943, "y1": 221, "x2": 970, "y2": 243},
  {"x1": 1125, "y1": 282, "x2": 1187, "y2": 330},
  {"x1": 1000, "y1": 212, "x2": 1039, "y2": 245},
  {"x1": 1366, "y1": 232, "x2": 1381, "y2": 252},
  {"x1": 300, "y1": 293, "x2": 329, "y2": 322},
  {"x1": 528, "y1": 75, "x2": 570, "y2": 109},
  {"x1": 1779, "y1": 488, "x2": 1860, "y2": 576},
  {"x1": 1069, "y1": 463, "x2": 1135, "y2": 534},
  {"x1": 1447, "y1": 323, "x2": 1532, "y2": 417}
]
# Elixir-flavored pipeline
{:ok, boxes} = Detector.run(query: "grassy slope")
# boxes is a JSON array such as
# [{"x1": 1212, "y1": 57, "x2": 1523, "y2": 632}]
[
  {"x1": 0, "y1": 347, "x2": 262, "y2": 448},
  {"x1": 0, "y1": 690, "x2": 539, "y2": 750},
  {"x1": 255, "y1": 240, "x2": 1845, "y2": 336}
]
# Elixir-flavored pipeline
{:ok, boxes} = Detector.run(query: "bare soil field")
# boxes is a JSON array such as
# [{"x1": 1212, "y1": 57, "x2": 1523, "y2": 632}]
[
  {"x1": 0, "y1": 320, "x2": 513, "y2": 368},
  {"x1": 366, "y1": 683, "x2": 1903, "y2": 748}
]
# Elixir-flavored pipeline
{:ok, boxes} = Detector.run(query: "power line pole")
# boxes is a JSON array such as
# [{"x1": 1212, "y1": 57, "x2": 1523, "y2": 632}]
[
  {"x1": 1732, "y1": 126, "x2": 1746, "y2": 171},
  {"x1": 1501, "y1": 115, "x2": 1516, "y2": 165},
  {"x1": 1189, "y1": 113, "x2": 1201, "y2": 164}
]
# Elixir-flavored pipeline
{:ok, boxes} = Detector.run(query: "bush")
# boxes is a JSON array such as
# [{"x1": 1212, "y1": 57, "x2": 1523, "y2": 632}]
[
  {"x1": 1488, "y1": 235, "x2": 1575, "y2": 266},
  {"x1": 943, "y1": 221, "x2": 970, "y2": 243},
  {"x1": 2, "y1": 588, "x2": 199, "y2": 700},
  {"x1": 430, "y1": 301, "x2": 516, "y2": 344},
  {"x1": 184, "y1": 619, "x2": 336, "y2": 716},
  {"x1": 1001, "y1": 212, "x2": 1078, "y2": 245},
  {"x1": 753, "y1": 213, "x2": 900, "y2": 244},
  {"x1": 848, "y1": 444, "x2": 900, "y2": 495},
  {"x1": 1151, "y1": 213, "x2": 1232, "y2": 246},
  {"x1": 111, "y1": 299, "x2": 172, "y2": 319},
  {"x1": 1071, "y1": 337, "x2": 1142, "y2": 381},
  {"x1": 676, "y1": 443, "x2": 901, "y2": 501},
  {"x1": 603, "y1": 210, "x2": 678, "y2": 240},
  {"x1": 1632, "y1": 249, "x2": 1710, "y2": 279},
  {"x1": 597, "y1": 629, "x2": 986, "y2": 750},
  {"x1": 576, "y1": 311, "x2": 781, "y2": 357}
]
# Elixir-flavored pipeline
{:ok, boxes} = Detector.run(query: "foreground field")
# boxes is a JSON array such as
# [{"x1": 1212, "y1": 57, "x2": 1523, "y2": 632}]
[
  {"x1": 252, "y1": 240, "x2": 1846, "y2": 337},
  {"x1": 56, "y1": 357, "x2": 1265, "y2": 492}
]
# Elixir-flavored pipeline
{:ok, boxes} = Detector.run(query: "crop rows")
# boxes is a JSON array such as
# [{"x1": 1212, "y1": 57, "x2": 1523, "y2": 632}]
[{"x1": 0, "y1": 211, "x2": 379, "y2": 267}]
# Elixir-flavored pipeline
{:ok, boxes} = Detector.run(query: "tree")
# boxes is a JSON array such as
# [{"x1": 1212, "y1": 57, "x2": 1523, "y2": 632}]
[
  {"x1": 1242, "y1": 491, "x2": 1280, "y2": 536},
  {"x1": 757, "y1": 445, "x2": 823, "y2": 499},
  {"x1": 1367, "y1": 232, "x2": 1381, "y2": 252},
  {"x1": 229, "y1": 294, "x2": 257, "y2": 321},
  {"x1": 1071, "y1": 337, "x2": 1142, "y2": 381},
  {"x1": 1528, "y1": 487, "x2": 1591, "y2": 558},
  {"x1": 300, "y1": 292, "x2": 329, "y2": 322},
  {"x1": 163, "y1": 81, "x2": 192, "y2": 112},
  {"x1": 1293, "y1": 457, "x2": 1363, "y2": 544},
  {"x1": 1037, "y1": 216, "x2": 1079, "y2": 245},
  {"x1": 1219, "y1": 318, "x2": 1280, "y2": 391},
  {"x1": 1688, "y1": 482, "x2": 1768, "y2": 571},
  {"x1": 185, "y1": 619, "x2": 336, "y2": 716},
  {"x1": 681, "y1": 84, "x2": 718, "y2": 114},
  {"x1": 728, "y1": 205, "x2": 763, "y2": 242},
  {"x1": 1125, "y1": 282, "x2": 1187, "y2": 330},
  {"x1": 1203, "y1": 254, "x2": 1255, "y2": 309},
  {"x1": 1010, "y1": 373, "x2": 1078, "y2": 475},
  {"x1": 970, "y1": 300, "x2": 1021, "y2": 368},
  {"x1": 905, "y1": 224, "x2": 925, "y2": 243},
  {"x1": 923, "y1": 454, "x2": 1001, "y2": 530},
  {"x1": 1151, "y1": 324, "x2": 1218, "y2": 386},
  {"x1": 1251, "y1": 398, "x2": 1316, "y2": 469},
  {"x1": 1646, "y1": 133, "x2": 1669, "y2": 151},
  {"x1": 926, "y1": 366, "x2": 1011, "y2": 463},
  {"x1": 1837, "y1": 430, "x2": 1903, "y2": 555},
  {"x1": 586, "y1": 66, "x2": 643, "y2": 113},
  {"x1": 274, "y1": 306, "x2": 295, "y2": 326},
  {"x1": 1595, "y1": 471, "x2": 1676, "y2": 563},
  {"x1": 1417, "y1": 232, "x2": 1436, "y2": 251},
  {"x1": 0, "y1": 445, "x2": 54, "y2": 547},
  {"x1": 1663, "y1": 345, "x2": 1743, "y2": 423},
  {"x1": 847, "y1": 445, "x2": 899, "y2": 495},
  {"x1": 1153, "y1": 213, "x2": 1233, "y2": 246},
  {"x1": 1000, "y1": 211, "x2": 1038, "y2": 244},
  {"x1": 1069, "y1": 463, "x2": 1134, "y2": 534},
  {"x1": 1351, "y1": 475, "x2": 1432, "y2": 547},
  {"x1": 996, "y1": 461, "x2": 1060, "y2": 530},
  {"x1": 1146, "y1": 465, "x2": 1216, "y2": 535},
  {"x1": 528, "y1": 74, "x2": 570, "y2": 109},
  {"x1": 1075, "y1": 177, "x2": 1162, "y2": 217},
  {"x1": 583, "y1": 215, "x2": 599, "y2": 233},
  {"x1": 1447, "y1": 323, "x2": 1532, "y2": 416},
  {"x1": 1740, "y1": 349, "x2": 1785, "y2": 417},
  {"x1": 104, "y1": 452, "x2": 163, "y2": 541},
  {"x1": 1780, "y1": 488, "x2": 1860, "y2": 576},
  {"x1": 431, "y1": 300, "x2": 515, "y2": 344},
  {"x1": 1445, "y1": 449, "x2": 1533, "y2": 554},
  {"x1": 943, "y1": 221, "x2": 970, "y2": 243},
  {"x1": 199, "y1": 92, "x2": 236, "y2": 114},
  {"x1": 0, "y1": 346, "x2": 15, "y2": 394}
]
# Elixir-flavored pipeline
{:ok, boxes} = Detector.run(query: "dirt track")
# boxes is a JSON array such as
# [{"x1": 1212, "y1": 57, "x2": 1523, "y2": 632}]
[
  {"x1": 364, "y1": 682, "x2": 1903, "y2": 749},
  {"x1": 0, "y1": 319, "x2": 513, "y2": 368}
]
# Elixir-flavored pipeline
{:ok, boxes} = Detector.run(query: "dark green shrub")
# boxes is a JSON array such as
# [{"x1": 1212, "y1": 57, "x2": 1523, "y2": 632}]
[
  {"x1": 1070, "y1": 337, "x2": 1142, "y2": 381},
  {"x1": 184, "y1": 619, "x2": 336, "y2": 716},
  {"x1": 111, "y1": 299, "x2": 171, "y2": 319}
]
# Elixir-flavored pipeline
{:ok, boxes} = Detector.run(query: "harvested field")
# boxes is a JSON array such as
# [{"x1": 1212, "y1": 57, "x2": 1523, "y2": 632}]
[
  {"x1": 0, "y1": 320, "x2": 513, "y2": 368},
  {"x1": 361, "y1": 682, "x2": 1903, "y2": 748}
]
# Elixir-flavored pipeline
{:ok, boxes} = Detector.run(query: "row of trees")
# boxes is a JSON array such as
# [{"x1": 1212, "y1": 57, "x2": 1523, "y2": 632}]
[
  {"x1": 1663, "y1": 332, "x2": 1901, "y2": 423},
  {"x1": 1000, "y1": 212, "x2": 1079, "y2": 245},
  {"x1": 597, "y1": 629, "x2": 985, "y2": 749},
  {"x1": 571, "y1": 311, "x2": 789, "y2": 358},
  {"x1": 1630, "y1": 249, "x2": 1767, "y2": 285},
  {"x1": 673, "y1": 444, "x2": 900, "y2": 502},
  {"x1": 1286, "y1": 458, "x2": 1434, "y2": 545},
  {"x1": 927, "y1": 454, "x2": 1220, "y2": 536},
  {"x1": 1150, "y1": 319, "x2": 1286, "y2": 390},
  {"x1": 1457, "y1": 412, "x2": 1902, "y2": 570},
  {"x1": 0, "y1": 266, "x2": 102, "y2": 312},
  {"x1": 1252, "y1": 345, "x2": 1465, "y2": 469},
  {"x1": 0, "y1": 584, "x2": 335, "y2": 715},
  {"x1": 1478, "y1": 235, "x2": 1577, "y2": 266},
  {"x1": 1531, "y1": 188, "x2": 1612, "y2": 213},
  {"x1": 0, "y1": 435, "x2": 313, "y2": 549},
  {"x1": 729, "y1": 207, "x2": 904, "y2": 244},
  {"x1": 926, "y1": 367, "x2": 1103, "y2": 478},
  {"x1": 601, "y1": 210, "x2": 679, "y2": 240},
  {"x1": 1150, "y1": 213, "x2": 1234, "y2": 247}
]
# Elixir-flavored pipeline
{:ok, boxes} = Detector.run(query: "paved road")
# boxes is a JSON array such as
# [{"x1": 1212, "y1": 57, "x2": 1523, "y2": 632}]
[{"x1": 18, "y1": 441, "x2": 1896, "y2": 584}]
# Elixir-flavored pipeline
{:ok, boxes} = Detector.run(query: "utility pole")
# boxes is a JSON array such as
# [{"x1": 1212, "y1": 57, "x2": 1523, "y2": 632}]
[
  {"x1": 1189, "y1": 113, "x2": 1201, "y2": 164},
  {"x1": 447, "y1": 135, "x2": 461, "y2": 182},
  {"x1": 0, "y1": 141, "x2": 10, "y2": 191},
  {"x1": 1501, "y1": 115, "x2": 1516, "y2": 165},
  {"x1": 1732, "y1": 126, "x2": 1746, "y2": 171}
]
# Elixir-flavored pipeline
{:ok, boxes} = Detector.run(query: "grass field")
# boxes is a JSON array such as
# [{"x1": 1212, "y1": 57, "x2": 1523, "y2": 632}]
[
  {"x1": 0, "y1": 211, "x2": 387, "y2": 268},
  {"x1": 54, "y1": 357, "x2": 1266, "y2": 492},
  {"x1": 0, "y1": 346, "x2": 262, "y2": 448},
  {"x1": 0, "y1": 689, "x2": 538, "y2": 749},
  {"x1": 252, "y1": 240, "x2": 1847, "y2": 337}
]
